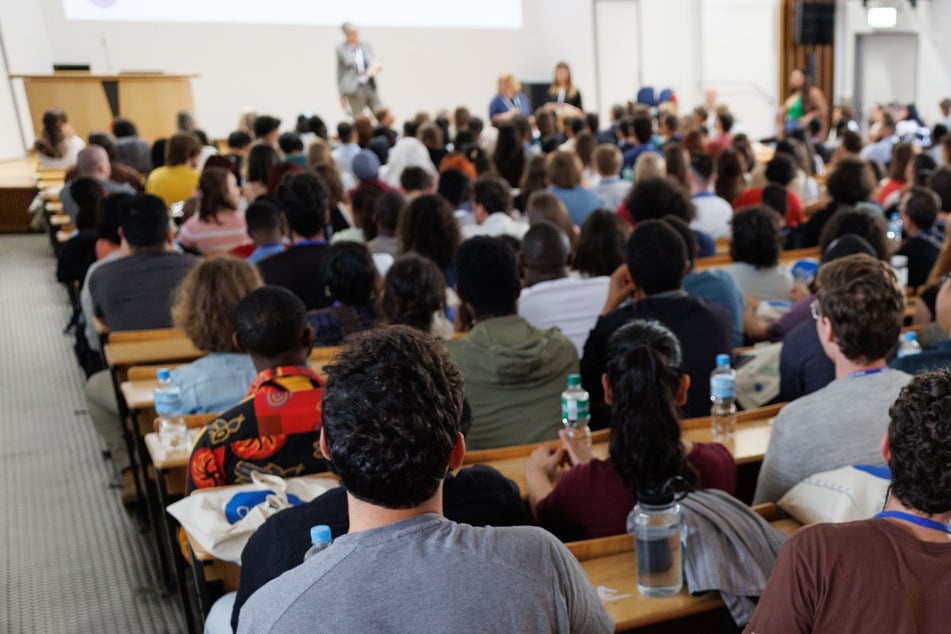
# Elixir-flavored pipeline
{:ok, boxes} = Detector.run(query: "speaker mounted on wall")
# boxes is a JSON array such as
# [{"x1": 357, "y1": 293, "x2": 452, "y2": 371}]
[{"x1": 794, "y1": 2, "x2": 835, "y2": 46}]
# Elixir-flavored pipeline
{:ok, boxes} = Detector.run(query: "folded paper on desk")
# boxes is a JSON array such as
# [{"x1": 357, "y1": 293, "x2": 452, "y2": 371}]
[{"x1": 167, "y1": 471, "x2": 336, "y2": 563}]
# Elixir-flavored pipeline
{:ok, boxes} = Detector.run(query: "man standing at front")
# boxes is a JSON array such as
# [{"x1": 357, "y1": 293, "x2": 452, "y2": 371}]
[
  {"x1": 336, "y1": 22, "x2": 381, "y2": 117},
  {"x1": 238, "y1": 327, "x2": 612, "y2": 632}
]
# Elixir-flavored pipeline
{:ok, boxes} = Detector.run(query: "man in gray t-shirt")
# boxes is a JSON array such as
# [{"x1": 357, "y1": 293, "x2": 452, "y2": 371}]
[
  {"x1": 238, "y1": 327, "x2": 612, "y2": 633},
  {"x1": 755, "y1": 254, "x2": 911, "y2": 504}
]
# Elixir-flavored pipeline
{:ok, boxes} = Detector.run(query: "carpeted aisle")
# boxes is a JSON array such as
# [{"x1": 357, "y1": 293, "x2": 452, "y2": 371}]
[{"x1": 0, "y1": 234, "x2": 184, "y2": 633}]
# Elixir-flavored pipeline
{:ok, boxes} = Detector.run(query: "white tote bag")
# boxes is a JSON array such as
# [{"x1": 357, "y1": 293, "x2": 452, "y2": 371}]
[{"x1": 167, "y1": 471, "x2": 337, "y2": 563}]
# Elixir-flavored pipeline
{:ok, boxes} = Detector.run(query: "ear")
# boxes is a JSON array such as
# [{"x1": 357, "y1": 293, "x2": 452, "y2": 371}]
[
  {"x1": 676, "y1": 374, "x2": 690, "y2": 406},
  {"x1": 816, "y1": 313, "x2": 836, "y2": 346},
  {"x1": 319, "y1": 427, "x2": 332, "y2": 461},
  {"x1": 881, "y1": 432, "x2": 891, "y2": 463},
  {"x1": 232, "y1": 332, "x2": 246, "y2": 353},
  {"x1": 447, "y1": 432, "x2": 466, "y2": 470},
  {"x1": 302, "y1": 324, "x2": 315, "y2": 351},
  {"x1": 601, "y1": 373, "x2": 613, "y2": 405}
]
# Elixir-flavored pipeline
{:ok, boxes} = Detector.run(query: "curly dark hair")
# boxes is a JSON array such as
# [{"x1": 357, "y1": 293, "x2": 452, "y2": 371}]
[
  {"x1": 321, "y1": 326, "x2": 465, "y2": 509},
  {"x1": 397, "y1": 193, "x2": 462, "y2": 272},
  {"x1": 235, "y1": 286, "x2": 309, "y2": 358},
  {"x1": 887, "y1": 369, "x2": 951, "y2": 514},
  {"x1": 277, "y1": 171, "x2": 329, "y2": 238},
  {"x1": 382, "y1": 254, "x2": 446, "y2": 332},
  {"x1": 320, "y1": 242, "x2": 378, "y2": 307},
  {"x1": 573, "y1": 209, "x2": 627, "y2": 277},
  {"x1": 826, "y1": 157, "x2": 875, "y2": 205},
  {"x1": 818, "y1": 207, "x2": 889, "y2": 260},
  {"x1": 627, "y1": 219, "x2": 687, "y2": 294},
  {"x1": 730, "y1": 205, "x2": 783, "y2": 268},
  {"x1": 454, "y1": 236, "x2": 519, "y2": 318},
  {"x1": 605, "y1": 320, "x2": 696, "y2": 495},
  {"x1": 623, "y1": 176, "x2": 695, "y2": 223},
  {"x1": 816, "y1": 254, "x2": 904, "y2": 363}
]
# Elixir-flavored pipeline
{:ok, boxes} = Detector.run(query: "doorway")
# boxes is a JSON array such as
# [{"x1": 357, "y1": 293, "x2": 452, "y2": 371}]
[{"x1": 854, "y1": 32, "x2": 918, "y2": 125}]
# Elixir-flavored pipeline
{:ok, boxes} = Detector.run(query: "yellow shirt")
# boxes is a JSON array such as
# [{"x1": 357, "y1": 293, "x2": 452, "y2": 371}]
[{"x1": 145, "y1": 164, "x2": 200, "y2": 207}]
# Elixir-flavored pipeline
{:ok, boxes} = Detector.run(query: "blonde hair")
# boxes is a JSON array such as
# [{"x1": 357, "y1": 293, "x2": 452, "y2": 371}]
[
  {"x1": 171, "y1": 256, "x2": 263, "y2": 353},
  {"x1": 594, "y1": 144, "x2": 622, "y2": 177},
  {"x1": 307, "y1": 139, "x2": 334, "y2": 171},
  {"x1": 634, "y1": 152, "x2": 666, "y2": 182},
  {"x1": 549, "y1": 62, "x2": 578, "y2": 99},
  {"x1": 497, "y1": 73, "x2": 521, "y2": 95}
]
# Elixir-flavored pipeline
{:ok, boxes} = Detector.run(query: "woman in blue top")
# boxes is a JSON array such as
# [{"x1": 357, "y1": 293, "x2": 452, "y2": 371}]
[{"x1": 489, "y1": 73, "x2": 532, "y2": 125}]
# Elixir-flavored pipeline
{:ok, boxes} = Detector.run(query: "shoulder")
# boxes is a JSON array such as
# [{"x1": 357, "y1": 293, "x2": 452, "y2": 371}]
[{"x1": 197, "y1": 399, "x2": 256, "y2": 447}]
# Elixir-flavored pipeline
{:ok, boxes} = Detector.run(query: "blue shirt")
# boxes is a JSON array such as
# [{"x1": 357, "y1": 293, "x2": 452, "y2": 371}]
[
  {"x1": 684, "y1": 268, "x2": 744, "y2": 348},
  {"x1": 247, "y1": 243, "x2": 287, "y2": 265},
  {"x1": 620, "y1": 143, "x2": 661, "y2": 170},
  {"x1": 170, "y1": 353, "x2": 258, "y2": 414},
  {"x1": 548, "y1": 186, "x2": 602, "y2": 226},
  {"x1": 489, "y1": 93, "x2": 531, "y2": 121}
]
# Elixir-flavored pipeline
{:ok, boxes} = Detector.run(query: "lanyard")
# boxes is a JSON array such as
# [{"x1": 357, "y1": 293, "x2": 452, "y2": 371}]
[
  {"x1": 693, "y1": 191, "x2": 715, "y2": 199},
  {"x1": 875, "y1": 511, "x2": 951, "y2": 534},
  {"x1": 848, "y1": 367, "x2": 885, "y2": 379},
  {"x1": 294, "y1": 239, "x2": 327, "y2": 247},
  {"x1": 503, "y1": 95, "x2": 519, "y2": 111}
]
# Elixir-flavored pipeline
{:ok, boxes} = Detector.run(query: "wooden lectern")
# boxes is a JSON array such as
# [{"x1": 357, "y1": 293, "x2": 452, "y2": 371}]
[{"x1": 9, "y1": 72, "x2": 198, "y2": 143}]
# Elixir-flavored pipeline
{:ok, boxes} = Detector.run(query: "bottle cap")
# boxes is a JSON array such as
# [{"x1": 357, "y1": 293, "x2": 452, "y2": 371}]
[
  {"x1": 310, "y1": 524, "x2": 332, "y2": 545},
  {"x1": 904, "y1": 331, "x2": 917, "y2": 342},
  {"x1": 637, "y1": 486, "x2": 674, "y2": 506},
  {"x1": 156, "y1": 368, "x2": 171, "y2": 381},
  {"x1": 566, "y1": 373, "x2": 581, "y2": 387},
  {"x1": 716, "y1": 354, "x2": 730, "y2": 367}
]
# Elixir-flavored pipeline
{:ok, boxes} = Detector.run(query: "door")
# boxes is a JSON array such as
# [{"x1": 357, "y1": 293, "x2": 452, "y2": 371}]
[{"x1": 854, "y1": 32, "x2": 918, "y2": 125}]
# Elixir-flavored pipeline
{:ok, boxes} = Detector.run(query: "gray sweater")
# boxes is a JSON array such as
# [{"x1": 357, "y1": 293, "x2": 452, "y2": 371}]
[{"x1": 754, "y1": 368, "x2": 912, "y2": 504}]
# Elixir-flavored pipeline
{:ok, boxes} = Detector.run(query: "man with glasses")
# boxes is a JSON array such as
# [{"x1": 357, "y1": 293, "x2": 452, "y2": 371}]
[{"x1": 754, "y1": 253, "x2": 912, "y2": 504}]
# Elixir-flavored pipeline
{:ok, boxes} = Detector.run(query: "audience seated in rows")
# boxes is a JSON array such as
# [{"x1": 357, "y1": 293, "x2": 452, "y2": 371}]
[
  {"x1": 64, "y1": 132, "x2": 143, "y2": 192},
  {"x1": 528, "y1": 319, "x2": 735, "y2": 541},
  {"x1": 186, "y1": 286, "x2": 327, "y2": 493},
  {"x1": 448, "y1": 236, "x2": 577, "y2": 450},
  {"x1": 60, "y1": 146, "x2": 135, "y2": 222},
  {"x1": 755, "y1": 254, "x2": 911, "y2": 504}
]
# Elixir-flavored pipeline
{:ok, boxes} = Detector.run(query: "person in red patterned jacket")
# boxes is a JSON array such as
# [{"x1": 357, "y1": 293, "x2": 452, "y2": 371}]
[{"x1": 186, "y1": 286, "x2": 327, "y2": 493}]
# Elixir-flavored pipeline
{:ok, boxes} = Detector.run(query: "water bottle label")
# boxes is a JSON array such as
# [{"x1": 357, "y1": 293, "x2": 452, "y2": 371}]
[
  {"x1": 710, "y1": 376, "x2": 735, "y2": 399},
  {"x1": 562, "y1": 397, "x2": 589, "y2": 421}
]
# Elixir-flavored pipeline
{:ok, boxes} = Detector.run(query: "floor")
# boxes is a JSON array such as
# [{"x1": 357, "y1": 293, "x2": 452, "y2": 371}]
[{"x1": 0, "y1": 234, "x2": 185, "y2": 633}]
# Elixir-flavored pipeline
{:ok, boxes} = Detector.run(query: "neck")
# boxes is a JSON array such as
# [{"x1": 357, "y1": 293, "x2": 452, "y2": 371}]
[
  {"x1": 524, "y1": 268, "x2": 567, "y2": 288},
  {"x1": 131, "y1": 243, "x2": 174, "y2": 255},
  {"x1": 252, "y1": 356, "x2": 309, "y2": 373},
  {"x1": 292, "y1": 231, "x2": 324, "y2": 243},
  {"x1": 834, "y1": 356, "x2": 886, "y2": 380},
  {"x1": 690, "y1": 182, "x2": 711, "y2": 195},
  {"x1": 881, "y1": 495, "x2": 951, "y2": 542},
  {"x1": 346, "y1": 490, "x2": 443, "y2": 534}
]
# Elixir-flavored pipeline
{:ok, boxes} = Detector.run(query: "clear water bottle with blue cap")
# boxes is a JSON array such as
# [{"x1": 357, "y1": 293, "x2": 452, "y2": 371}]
[
  {"x1": 709, "y1": 354, "x2": 736, "y2": 439},
  {"x1": 304, "y1": 524, "x2": 333, "y2": 561},
  {"x1": 897, "y1": 331, "x2": 921, "y2": 358},
  {"x1": 154, "y1": 368, "x2": 187, "y2": 451}
]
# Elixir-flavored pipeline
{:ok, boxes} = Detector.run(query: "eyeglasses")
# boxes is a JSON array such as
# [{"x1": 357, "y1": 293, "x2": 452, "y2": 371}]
[{"x1": 810, "y1": 299, "x2": 821, "y2": 320}]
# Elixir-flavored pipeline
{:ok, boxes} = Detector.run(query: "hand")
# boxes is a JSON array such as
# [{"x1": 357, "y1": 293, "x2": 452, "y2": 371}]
[
  {"x1": 743, "y1": 293, "x2": 759, "y2": 315},
  {"x1": 601, "y1": 264, "x2": 635, "y2": 315},
  {"x1": 525, "y1": 445, "x2": 567, "y2": 481},
  {"x1": 787, "y1": 283, "x2": 810, "y2": 303},
  {"x1": 339, "y1": 98, "x2": 347, "y2": 109},
  {"x1": 559, "y1": 429, "x2": 594, "y2": 466}
]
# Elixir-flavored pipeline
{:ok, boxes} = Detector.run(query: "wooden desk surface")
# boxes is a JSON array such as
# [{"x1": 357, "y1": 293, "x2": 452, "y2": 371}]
[
  {"x1": 105, "y1": 337, "x2": 202, "y2": 368},
  {"x1": 478, "y1": 418, "x2": 773, "y2": 498},
  {"x1": 580, "y1": 518, "x2": 800, "y2": 631},
  {"x1": 145, "y1": 432, "x2": 189, "y2": 471}
]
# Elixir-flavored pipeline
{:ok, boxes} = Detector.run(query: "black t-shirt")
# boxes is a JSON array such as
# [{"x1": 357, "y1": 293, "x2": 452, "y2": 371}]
[
  {"x1": 257, "y1": 243, "x2": 331, "y2": 311},
  {"x1": 896, "y1": 232, "x2": 943, "y2": 290},
  {"x1": 231, "y1": 465, "x2": 526, "y2": 630}
]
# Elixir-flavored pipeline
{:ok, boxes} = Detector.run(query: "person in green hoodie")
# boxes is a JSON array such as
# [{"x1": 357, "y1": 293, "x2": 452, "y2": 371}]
[{"x1": 448, "y1": 236, "x2": 579, "y2": 451}]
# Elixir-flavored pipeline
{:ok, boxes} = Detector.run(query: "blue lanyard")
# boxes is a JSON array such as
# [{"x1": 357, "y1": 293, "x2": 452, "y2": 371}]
[
  {"x1": 693, "y1": 191, "x2": 715, "y2": 199},
  {"x1": 876, "y1": 511, "x2": 951, "y2": 534},
  {"x1": 848, "y1": 367, "x2": 885, "y2": 379}
]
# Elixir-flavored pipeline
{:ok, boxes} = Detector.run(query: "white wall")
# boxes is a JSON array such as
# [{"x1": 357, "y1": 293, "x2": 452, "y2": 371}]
[{"x1": 836, "y1": 0, "x2": 951, "y2": 125}]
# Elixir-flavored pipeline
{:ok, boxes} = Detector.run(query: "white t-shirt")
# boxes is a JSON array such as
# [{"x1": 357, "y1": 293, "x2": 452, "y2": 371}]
[
  {"x1": 518, "y1": 273, "x2": 611, "y2": 357},
  {"x1": 462, "y1": 212, "x2": 528, "y2": 240},
  {"x1": 37, "y1": 135, "x2": 86, "y2": 169},
  {"x1": 690, "y1": 192, "x2": 734, "y2": 239}
]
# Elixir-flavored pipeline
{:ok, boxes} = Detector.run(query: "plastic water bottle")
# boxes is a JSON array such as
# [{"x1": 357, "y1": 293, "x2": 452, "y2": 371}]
[
  {"x1": 303, "y1": 525, "x2": 332, "y2": 561},
  {"x1": 710, "y1": 354, "x2": 737, "y2": 439},
  {"x1": 561, "y1": 374, "x2": 592, "y2": 447},
  {"x1": 891, "y1": 255, "x2": 909, "y2": 291},
  {"x1": 633, "y1": 487, "x2": 683, "y2": 597},
  {"x1": 887, "y1": 211, "x2": 903, "y2": 241},
  {"x1": 897, "y1": 331, "x2": 922, "y2": 358},
  {"x1": 154, "y1": 368, "x2": 187, "y2": 451}
]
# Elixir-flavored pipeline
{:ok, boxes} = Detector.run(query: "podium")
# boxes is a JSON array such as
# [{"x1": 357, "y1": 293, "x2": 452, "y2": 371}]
[{"x1": 9, "y1": 72, "x2": 198, "y2": 143}]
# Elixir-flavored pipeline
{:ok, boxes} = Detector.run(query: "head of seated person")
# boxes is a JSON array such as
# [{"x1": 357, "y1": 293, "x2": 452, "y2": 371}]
[
  {"x1": 253, "y1": 115, "x2": 282, "y2": 146},
  {"x1": 247, "y1": 144, "x2": 280, "y2": 189},
  {"x1": 818, "y1": 207, "x2": 889, "y2": 261},
  {"x1": 730, "y1": 205, "x2": 783, "y2": 269},
  {"x1": 471, "y1": 175, "x2": 513, "y2": 225},
  {"x1": 245, "y1": 199, "x2": 284, "y2": 248},
  {"x1": 521, "y1": 221, "x2": 571, "y2": 287},
  {"x1": 436, "y1": 168, "x2": 471, "y2": 210},
  {"x1": 278, "y1": 132, "x2": 304, "y2": 158},
  {"x1": 374, "y1": 190, "x2": 405, "y2": 239},
  {"x1": 277, "y1": 171, "x2": 329, "y2": 241},
  {"x1": 525, "y1": 191, "x2": 577, "y2": 253},
  {"x1": 309, "y1": 242, "x2": 380, "y2": 345},
  {"x1": 397, "y1": 193, "x2": 461, "y2": 275},
  {"x1": 900, "y1": 186, "x2": 940, "y2": 237},
  {"x1": 267, "y1": 161, "x2": 305, "y2": 195},
  {"x1": 381, "y1": 254, "x2": 447, "y2": 335},
  {"x1": 227, "y1": 130, "x2": 252, "y2": 157},
  {"x1": 96, "y1": 192, "x2": 132, "y2": 257},
  {"x1": 826, "y1": 157, "x2": 876, "y2": 206},
  {"x1": 71, "y1": 177, "x2": 106, "y2": 232},
  {"x1": 399, "y1": 166, "x2": 434, "y2": 199},
  {"x1": 623, "y1": 176, "x2": 695, "y2": 225},
  {"x1": 815, "y1": 254, "x2": 904, "y2": 369},
  {"x1": 547, "y1": 151, "x2": 583, "y2": 191},
  {"x1": 87, "y1": 131, "x2": 119, "y2": 165},
  {"x1": 76, "y1": 145, "x2": 111, "y2": 181},
  {"x1": 165, "y1": 132, "x2": 202, "y2": 168},
  {"x1": 633, "y1": 152, "x2": 666, "y2": 183},
  {"x1": 454, "y1": 236, "x2": 519, "y2": 321},
  {"x1": 119, "y1": 193, "x2": 171, "y2": 252},
  {"x1": 594, "y1": 144, "x2": 622, "y2": 179},
  {"x1": 627, "y1": 219, "x2": 688, "y2": 298},
  {"x1": 573, "y1": 209, "x2": 627, "y2": 278},
  {"x1": 197, "y1": 167, "x2": 239, "y2": 224},
  {"x1": 235, "y1": 286, "x2": 313, "y2": 372},
  {"x1": 172, "y1": 256, "x2": 263, "y2": 354}
]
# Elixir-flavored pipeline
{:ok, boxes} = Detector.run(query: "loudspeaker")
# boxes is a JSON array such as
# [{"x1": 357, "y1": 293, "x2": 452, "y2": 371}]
[
  {"x1": 794, "y1": 2, "x2": 835, "y2": 46},
  {"x1": 523, "y1": 82, "x2": 550, "y2": 112}
]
